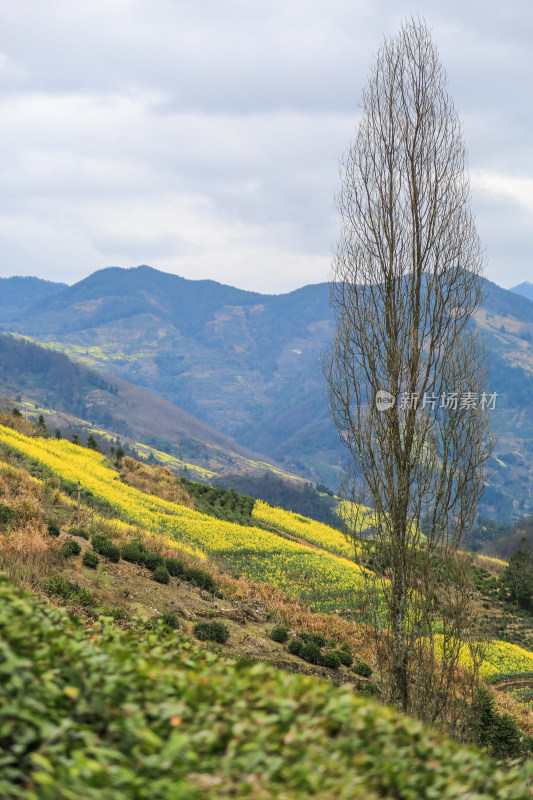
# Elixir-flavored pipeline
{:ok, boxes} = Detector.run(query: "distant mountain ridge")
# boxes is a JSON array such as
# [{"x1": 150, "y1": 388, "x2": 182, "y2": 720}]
[
  {"x1": 0, "y1": 276, "x2": 66, "y2": 319},
  {"x1": 2, "y1": 264, "x2": 533, "y2": 521},
  {"x1": 0, "y1": 333, "x2": 291, "y2": 480},
  {"x1": 512, "y1": 282, "x2": 533, "y2": 303}
]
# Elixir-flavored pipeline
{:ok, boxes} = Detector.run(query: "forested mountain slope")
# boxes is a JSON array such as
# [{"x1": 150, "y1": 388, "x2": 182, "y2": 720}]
[{"x1": 2, "y1": 265, "x2": 533, "y2": 520}]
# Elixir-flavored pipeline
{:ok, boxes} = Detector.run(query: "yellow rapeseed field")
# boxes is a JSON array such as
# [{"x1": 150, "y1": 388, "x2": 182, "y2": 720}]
[
  {"x1": 2, "y1": 424, "x2": 532, "y2": 675},
  {"x1": 0, "y1": 425, "x2": 364, "y2": 610}
]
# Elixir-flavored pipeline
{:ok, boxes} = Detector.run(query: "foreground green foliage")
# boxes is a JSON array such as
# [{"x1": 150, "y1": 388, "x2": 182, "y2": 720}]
[{"x1": 0, "y1": 576, "x2": 531, "y2": 799}]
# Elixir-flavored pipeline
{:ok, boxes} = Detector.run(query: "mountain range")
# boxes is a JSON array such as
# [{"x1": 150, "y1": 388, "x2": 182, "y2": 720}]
[{"x1": 1, "y1": 266, "x2": 532, "y2": 522}]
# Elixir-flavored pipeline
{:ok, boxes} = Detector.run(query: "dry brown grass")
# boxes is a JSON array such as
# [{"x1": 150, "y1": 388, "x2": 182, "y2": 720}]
[
  {"x1": 0, "y1": 411, "x2": 40, "y2": 437},
  {"x1": 119, "y1": 457, "x2": 194, "y2": 508},
  {"x1": 0, "y1": 459, "x2": 60, "y2": 589},
  {"x1": 492, "y1": 688, "x2": 533, "y2": 737},
  {"x1": 0, "y1": 525, "x2": 59, "y2": 590}
]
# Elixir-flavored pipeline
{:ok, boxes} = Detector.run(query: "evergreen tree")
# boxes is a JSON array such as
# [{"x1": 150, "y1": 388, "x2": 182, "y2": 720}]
[
  {"x1": 86, "y1": 434, "x2": 99, "y2": 451},
  {"x1": 501, "y1": 536, "x2": 533, "y2": 609}
]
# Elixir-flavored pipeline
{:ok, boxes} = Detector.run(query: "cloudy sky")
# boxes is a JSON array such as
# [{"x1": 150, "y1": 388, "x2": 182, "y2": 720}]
[{"x1": 0, "y1": 0, "x2": 531, "y2": 293}]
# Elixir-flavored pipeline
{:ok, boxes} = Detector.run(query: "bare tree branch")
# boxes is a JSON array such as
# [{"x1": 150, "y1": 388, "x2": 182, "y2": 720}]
[{"x1": 326, "y1": 18, "x2": 492, "y2": 724}]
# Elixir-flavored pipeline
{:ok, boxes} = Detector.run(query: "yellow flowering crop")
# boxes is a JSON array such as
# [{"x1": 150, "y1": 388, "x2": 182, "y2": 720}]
[
  {"x1": 252, "y1": 500, "x2": 360, "y2": 559},
  {"x1": 0, "y1": 425, "x2": 364, "y2": 610}
]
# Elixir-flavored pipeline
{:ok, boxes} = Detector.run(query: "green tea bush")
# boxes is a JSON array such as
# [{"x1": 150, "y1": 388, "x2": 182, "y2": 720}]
[
  {"x1": 193, "y1": 621, "x2": 230, "y2": 643},
  {"x1": 42, "y1": 575, "x2": 96, "y2": 607},
  {"x1": 141, "y1": 550, "x2": 165, "y2": 571},
  {"x1": 321, "y1": 650, "x2": 341, "y2": 669},
  {"x1": 336, "y1": 649, "x2": 354, "y2": 667},
  {"x1": 165, "y1": 556, "x2": 185, "y2": 577},
  {"x1": 301, "y1": 641, "x2": 321, "y2": 665},
  {"x1": 298, "y1": 631, "x2": 327, "y2": 648},
  {"x1": 47, "y1": 519, "x2": 60, "y2": 537},
  {"x1": 354, "y1": 661, "x2": 373, "y2": 678},
  {"x1": 185, "y1": 566, "x2": 216, "y2": 592},
  {"x1": 153, "y1": 565, "x2": 170, "y2": 584},
  {"x1": 160, "y1": 611, "x2": 180, "y2": 630},
  {"x1": 121, "y1": 541, "x2": 147, "y2": 565},
  {"x1": 270, "y1": 625, "x2": 289, "y2": 643},
  {"x1": 82, "y1": 550, "x2": 99, "y2": 568},
  {"x1": 61, "y1": 539, "x2": 81, "y2": 557},
  {"x1": 0, "y1": 576, "x2": 531, "y2": 800},
  {"x1": 91, "y1": 533, "x2": 120, "y2": 563},
  {"x1": 287, "y1": 637, "x2": 304, "y2": 656},
  {"x1": 68, "y1": 527, "x2": 90, "y2": 540}
]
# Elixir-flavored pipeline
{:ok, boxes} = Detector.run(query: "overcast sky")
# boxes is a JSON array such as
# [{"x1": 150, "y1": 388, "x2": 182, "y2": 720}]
[{"x1": 0, "y1": 0, "x2": 531, "y2": 293}]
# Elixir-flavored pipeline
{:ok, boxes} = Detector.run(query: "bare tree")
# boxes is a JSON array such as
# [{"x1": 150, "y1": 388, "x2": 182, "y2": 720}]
[{"x1": 326, "y1": 18, "x2": 492, "y2": 724}]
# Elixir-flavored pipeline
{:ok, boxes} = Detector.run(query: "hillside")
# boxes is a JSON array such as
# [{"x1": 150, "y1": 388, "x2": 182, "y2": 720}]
[
  {"x1": 3, "y1": 577, "x2": 531, "y2": 800},
  {"x1": 0, "y1": 334, "x2": 301, "y2": 481},
  {"x1": 2, "y1": 420, "x2": 533, "y2": 795},
  {"x1": 2, "y1": 265, "x2": 533, "y2": 519}
]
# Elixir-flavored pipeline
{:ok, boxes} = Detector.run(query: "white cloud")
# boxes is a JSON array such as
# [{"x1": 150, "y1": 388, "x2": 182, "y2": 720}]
[{"x1": 0, "y1": 0, "x2": 531, "y2": 290}]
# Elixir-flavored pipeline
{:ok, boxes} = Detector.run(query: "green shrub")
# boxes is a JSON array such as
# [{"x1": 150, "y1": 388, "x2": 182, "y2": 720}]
[
  {"x1": 301, "y1": 641, "x2": 321, "y2": 665},
  {"x1": 121, "y1": 541, "x2": 146, "y2": 565},
  {"x1": 47, "y1": 520, "x2": 60, "y2": 537},
  {"x1": 185, "y1": 566, "x2": 216, "y2": 592},
  {"x1": 82, "y1": 550, "x2": 99, "y2": 568},
  {"x1": 61, "y1": 539, "x2": 81, "y2": 557},
  {"x1": 0, "y1": 503, "x2": 15, "y2": 527},
  {"x1": 165, "y1": 556, "x2": 185, "y2": 577},
  {"x1": 270, "y1": 625, "x2": 289, "y2": 643},
  {"x1": 287, "y1": 637, "x2": 304, "y2": 656},
  {"x1": 354, "y1": 661, "x2": 373, "y2": 678},
  {"x1": 91, "y1": 533, "x2": 120, "y2": 563},
  {"x1": 298, "y1": 631, "x2": 327, "y2": 648},
  {"x1": 160, "y1": 611, "x2": 180, "y2": 630},
  {"x1": 68, "y1": 527, "x2": 90, "y2": 540},
  {"x1": 153, "y1": 565, "x2": 170, "y2": 584},
  {"x1": 340, "y1": 641, "x2": 351, "y2": 653},
  {"x1": 42, "y1": 576, "x2": 96, "y2": 607},
  {"x1": 321, "y1": 650, "x2": 341, "y2": 669},
  {"x1": 468, "y1": 687, "x2": 526, "y2": 759},
  {"x1": 141, "y1": 550, "x2": 165, "y2": 571},
  {"x1": 335, "y1": 649, "x2": 354, "y2": 667},
  {"x1": 193, "y1": 621, "x2": 230, "y2": 643}
]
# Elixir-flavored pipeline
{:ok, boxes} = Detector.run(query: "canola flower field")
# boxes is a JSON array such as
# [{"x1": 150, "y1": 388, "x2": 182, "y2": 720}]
[
  {"x1": 252, "y1": 500, "x2": 360, "y2": 559},
  {"x1": 3, "y1": 424, "x2": 533, "y2": 678},
  {"x1": 0, "y1": 426, "x2": 364, "y2": 611}
]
